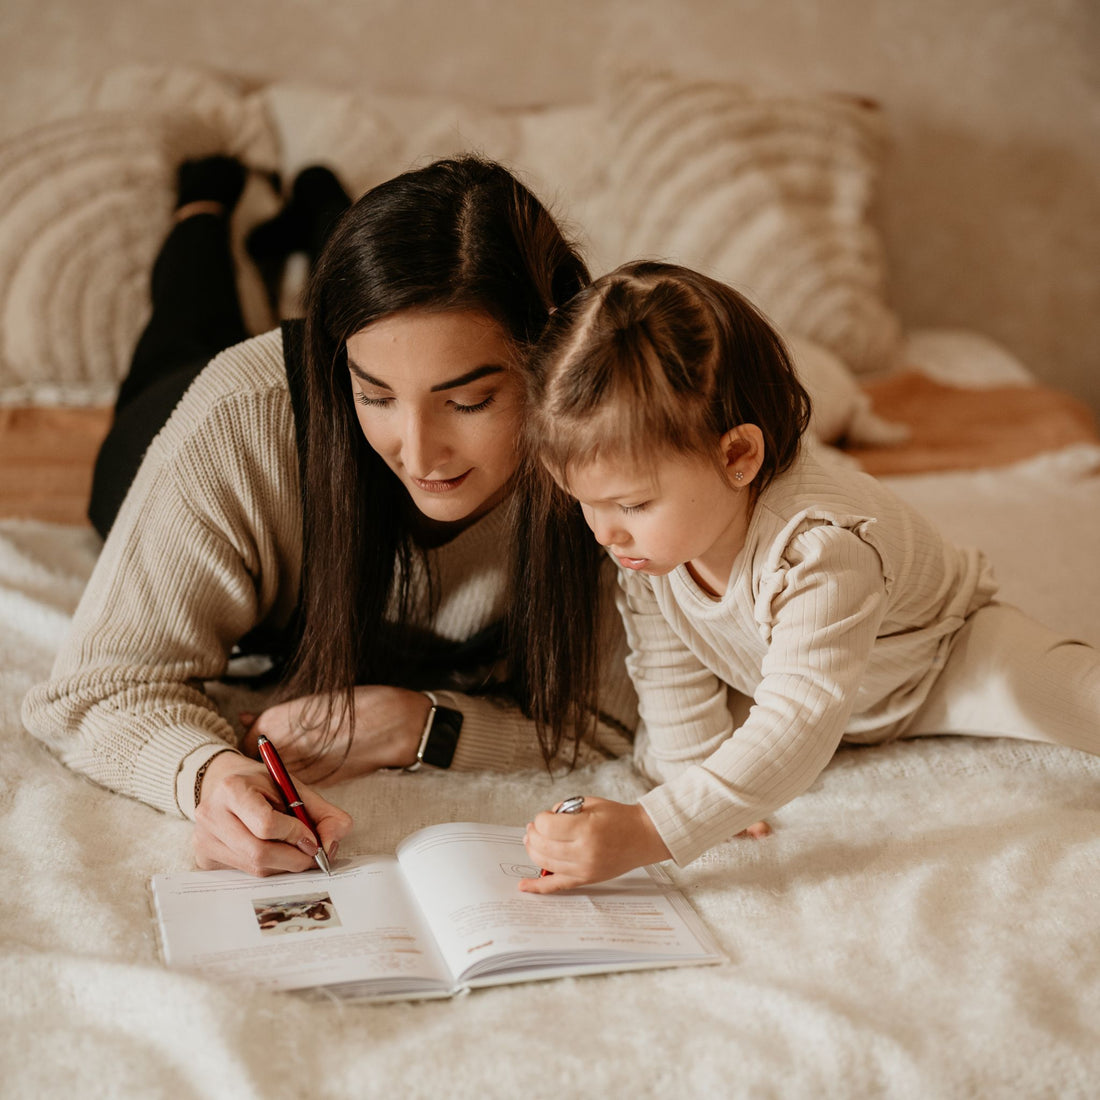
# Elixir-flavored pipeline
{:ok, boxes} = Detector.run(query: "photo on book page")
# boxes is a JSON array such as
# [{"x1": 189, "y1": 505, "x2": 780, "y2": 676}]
[{"x1": 253, "y1": 892, "x2": 341, "y2": 936}]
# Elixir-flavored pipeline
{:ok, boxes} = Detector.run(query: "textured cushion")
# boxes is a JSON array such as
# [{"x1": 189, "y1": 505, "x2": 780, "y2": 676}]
[
  {"x1": 249, "y1": 83, "x2": 527, "y2": 198},
  {"x1": 0, "y1": 63, "x2": 903, "y2": 402},
  {"x1": 0, "y1": 65, "x2": 277, "y2": 403},
  {"x1": 786, "y1": 334, "x2": 907, "y2": 446},
  {"x1": 591, "y1": 71, "x2": 901, "y2": 376}
]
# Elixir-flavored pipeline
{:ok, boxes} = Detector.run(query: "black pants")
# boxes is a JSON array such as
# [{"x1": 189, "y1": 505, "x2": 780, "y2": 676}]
[{"x1": 88, "y1": 214, "x2": 248, "y2": 539}]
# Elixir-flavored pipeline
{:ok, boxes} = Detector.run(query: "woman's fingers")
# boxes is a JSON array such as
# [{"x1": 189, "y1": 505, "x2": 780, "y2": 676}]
[
  {"x1": 192, "y1": 753, "x2": 351, "y2": 876},
  {"x1": 298, "y1": 785, "x2": 353, "y2": 856},
  {"x1": 193, "y1": 803, "x2": 317, "y2": 876}
]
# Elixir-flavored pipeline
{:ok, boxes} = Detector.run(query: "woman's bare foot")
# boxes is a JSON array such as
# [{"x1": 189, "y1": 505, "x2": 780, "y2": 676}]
[{"x1": 736, "y1": 820, "x2": 772, "y2": 839}]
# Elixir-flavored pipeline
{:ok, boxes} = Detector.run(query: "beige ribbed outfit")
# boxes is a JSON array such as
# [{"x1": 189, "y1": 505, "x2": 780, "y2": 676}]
[
  {"x1": 22, "y1": 328, "x2": 637, "y2": 820},
  {"x1": 631, "y1": 451, "x2": 1100, "y2": 866}
]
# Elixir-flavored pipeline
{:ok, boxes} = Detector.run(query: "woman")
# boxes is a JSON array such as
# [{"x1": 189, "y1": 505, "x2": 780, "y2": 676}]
[{"x1": 22, "y1": 155, "x2": 637, "y2": 877}]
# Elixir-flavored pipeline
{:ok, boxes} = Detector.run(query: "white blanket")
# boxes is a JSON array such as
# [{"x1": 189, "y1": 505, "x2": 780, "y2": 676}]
[{"x1": 3, "y1": 447, "x2": 1099, "y2": 1099}]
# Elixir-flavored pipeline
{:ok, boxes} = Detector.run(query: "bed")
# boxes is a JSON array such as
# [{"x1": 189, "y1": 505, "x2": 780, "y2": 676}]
[{"x1": 2, "y1": 65, "x2": 1098, "y2": 1100}]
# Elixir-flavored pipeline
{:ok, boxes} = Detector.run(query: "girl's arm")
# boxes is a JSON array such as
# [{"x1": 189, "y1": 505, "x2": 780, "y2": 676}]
[
  {"x1": 638, "y1": 525, "x2": 889, "y2": 866},
  {"x1": 522, "y1": 525, "x2": 888, "y2": 887}
]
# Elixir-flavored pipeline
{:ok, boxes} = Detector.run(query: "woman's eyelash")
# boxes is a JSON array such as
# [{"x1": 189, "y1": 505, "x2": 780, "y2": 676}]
[
  {"x1": 620, "y1": 503, "x2": 648, "y2": 514},
  {"x1": 354, "y1": 392, "x2": 390, "y2": 408},
  {"x1": 352, "y1": 393, "x2": 496, "y2": 413},
  {"x1": 452, "y1": 395, "x2": 495, "y2": 414}
]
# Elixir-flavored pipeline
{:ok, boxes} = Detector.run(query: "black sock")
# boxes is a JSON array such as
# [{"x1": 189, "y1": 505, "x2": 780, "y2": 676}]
[
  {"x1": 176, "y1": 156, "x2": 247, "y2": 213},
  {"x1": 246, "y1": 166, "x2": 351, "y2": 264},
  {"x1": 245, "y1": 165, "x2": 351, "y2": 309}
]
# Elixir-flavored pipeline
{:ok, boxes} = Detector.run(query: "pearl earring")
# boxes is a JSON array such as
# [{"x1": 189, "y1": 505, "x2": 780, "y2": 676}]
[{"x1": 734, "y1": 471, "x2": 744, "y2": 482}]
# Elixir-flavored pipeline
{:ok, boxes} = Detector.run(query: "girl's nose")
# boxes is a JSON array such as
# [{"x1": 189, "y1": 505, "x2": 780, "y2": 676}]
[{"x1": 591, "y1": 514, "x2": 627, "y2": 549}]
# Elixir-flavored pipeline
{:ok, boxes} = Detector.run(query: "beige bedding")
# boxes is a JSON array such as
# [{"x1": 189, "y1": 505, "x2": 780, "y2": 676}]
[{"x1": 2, "y1": 438, "x2": 1099, "y2": 1097}]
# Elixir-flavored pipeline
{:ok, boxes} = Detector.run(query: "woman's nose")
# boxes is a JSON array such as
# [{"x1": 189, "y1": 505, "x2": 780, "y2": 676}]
[{"x1": 401, "y1": 410, "x2": 445, "y2": 476}]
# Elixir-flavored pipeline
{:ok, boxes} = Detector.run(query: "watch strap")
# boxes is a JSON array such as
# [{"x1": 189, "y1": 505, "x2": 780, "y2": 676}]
[{"x1": 405, "y1": 691, "x2": 462, "y2": 771}]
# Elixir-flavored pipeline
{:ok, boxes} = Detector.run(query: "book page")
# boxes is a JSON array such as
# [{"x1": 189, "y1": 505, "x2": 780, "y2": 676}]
[
  {"x1": 151, "y1": 855, "x2": 453, "y2": 998},
  {"x1": 396, "y1": 823, "x2": 722, "y2": 986}
]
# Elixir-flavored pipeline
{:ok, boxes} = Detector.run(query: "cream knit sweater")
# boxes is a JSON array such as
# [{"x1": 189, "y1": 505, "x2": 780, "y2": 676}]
[
  {"x1": 22, "y1": 329, "x2": 636, "y2": 820},
  {"x1": 631, "y1": 450, "x2": 998, "y2": 866}
]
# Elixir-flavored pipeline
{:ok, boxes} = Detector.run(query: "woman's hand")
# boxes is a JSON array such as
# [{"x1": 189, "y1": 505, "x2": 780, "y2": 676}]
[
  {"x1": 192, "y1": 751, "x2": 353, "y2": 876},
  {"x1": 239, "y1": 686, "x2": 433, "y2": 785},
  {"x1": 519, "y1": 797, "x2": 673, "y2": 894}
]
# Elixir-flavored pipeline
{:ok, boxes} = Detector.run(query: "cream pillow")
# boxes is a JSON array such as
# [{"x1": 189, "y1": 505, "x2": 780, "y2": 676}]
[
  {"x1": 592, "y1": 71, "x2": 902, "y2": 377},
  {"x1": 786, "y1": 334, "x2": 908, "y2": 446},
  {"x1": 0, "y1": 64, "x2": 278, "y2": 403},
  {"x1": 249, "y1": 82, "x2": 529, "y2": 199}
]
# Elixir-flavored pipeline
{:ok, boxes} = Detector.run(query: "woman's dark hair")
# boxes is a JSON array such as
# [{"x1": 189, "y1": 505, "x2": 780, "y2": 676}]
[
  {"x1": 281, "y1": 156, "x2": 589, "y2": 763},
  {"x1": 513, "y1": 260, "x2": 811, "y2": 757}
]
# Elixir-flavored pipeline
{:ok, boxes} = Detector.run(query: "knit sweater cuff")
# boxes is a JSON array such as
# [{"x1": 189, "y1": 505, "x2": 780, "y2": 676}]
[{"x1": 436, "y1": 691, "x2": 540, "y2": 772}]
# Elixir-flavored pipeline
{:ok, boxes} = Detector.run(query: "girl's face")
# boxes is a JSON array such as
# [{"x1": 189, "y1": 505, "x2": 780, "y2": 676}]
[
  {"x1": 347, "y1": 309, "x2": 522, "y2": 527},
  {"x1": 564, "y1": 439, "x2": 758, "y2": 598}
]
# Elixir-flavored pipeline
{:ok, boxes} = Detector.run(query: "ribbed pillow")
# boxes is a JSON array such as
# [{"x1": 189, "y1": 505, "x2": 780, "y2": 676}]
[
  {"x1": 0, "y1": 65, "x2": 276, "y2": 403},
  {"x1": 593, "y1": 72, "x2": 901, "y2": 376}
]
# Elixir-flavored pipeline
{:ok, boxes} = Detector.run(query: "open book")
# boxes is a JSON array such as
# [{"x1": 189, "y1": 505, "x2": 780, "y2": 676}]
[{"x1": 151, "y1": 822, "x2": 723, "y2": 1001}]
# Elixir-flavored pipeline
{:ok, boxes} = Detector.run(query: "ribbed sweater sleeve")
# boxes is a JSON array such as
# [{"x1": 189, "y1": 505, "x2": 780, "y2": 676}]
[
  {"x1": 637, "y1": 526, "x2": 888, "y2": 865},
  {"x1": 22, "y1": 332, "x2": 303, "y2": 819},
  {"x1": 625, "y1": 451, "x2": 996, "y2": 867}
]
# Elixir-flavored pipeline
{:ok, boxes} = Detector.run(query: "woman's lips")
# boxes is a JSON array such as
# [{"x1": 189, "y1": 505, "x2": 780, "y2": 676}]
[
  {"x1": 412, "y1": 471, "x2": 471, "y2": 493},
  {"x1": 616, "y1": 556, "x2": 649, "y2": 570}
]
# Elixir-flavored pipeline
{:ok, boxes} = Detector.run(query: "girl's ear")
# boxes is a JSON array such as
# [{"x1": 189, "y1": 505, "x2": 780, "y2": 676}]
[{"x1": 718, "y1": 424, "x2": 765, "y2": 487}]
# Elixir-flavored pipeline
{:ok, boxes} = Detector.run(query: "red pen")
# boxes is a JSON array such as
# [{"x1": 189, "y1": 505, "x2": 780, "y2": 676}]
[{"x1": 256, "y1": 735, "x2": 332, "y2": 875}]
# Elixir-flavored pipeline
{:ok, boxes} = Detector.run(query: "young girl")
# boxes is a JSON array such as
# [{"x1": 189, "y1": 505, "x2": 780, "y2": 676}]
[{"x1": 517, "y1": 260, "x2": 1099, "y2": 893}]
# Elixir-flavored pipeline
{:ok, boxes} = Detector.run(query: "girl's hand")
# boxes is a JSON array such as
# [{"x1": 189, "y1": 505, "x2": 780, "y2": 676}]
[
  {"x1": 192, "y1": 751, "x2": 353, "y2": 877},
  {"x1": 239, "y1": 685, "x2": 432, "y2": 784},
  {"x1": 519, "y1": 797, "x2": 673, "y2": 894}
]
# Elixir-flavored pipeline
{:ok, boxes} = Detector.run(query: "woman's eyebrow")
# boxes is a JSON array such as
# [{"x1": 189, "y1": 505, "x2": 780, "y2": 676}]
[
  {"x1": 431, "y1": 364, "x2": 505, "y2": 392},
  {"x1": 346, "y1": 359, "x2": 505, "y2": 392}
]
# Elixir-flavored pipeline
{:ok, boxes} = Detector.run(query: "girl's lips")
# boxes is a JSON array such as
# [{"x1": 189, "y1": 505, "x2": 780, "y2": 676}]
[
  {"x1": 617, "y1": 555, "x2": 649, "y2": 570},
  {"x1": 412, "y1": 470, "x2": 471, "y2": 493}
]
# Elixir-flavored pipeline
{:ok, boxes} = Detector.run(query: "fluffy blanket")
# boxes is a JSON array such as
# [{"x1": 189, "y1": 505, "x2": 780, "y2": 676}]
[{"x1": 3, "y1": 446, "x2": 1099, "y2": 1099}]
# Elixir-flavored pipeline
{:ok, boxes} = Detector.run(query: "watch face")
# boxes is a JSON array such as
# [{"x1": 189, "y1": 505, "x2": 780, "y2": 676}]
[{"x1": 422, "y1": 705, "x2": 463, "y2": 769}]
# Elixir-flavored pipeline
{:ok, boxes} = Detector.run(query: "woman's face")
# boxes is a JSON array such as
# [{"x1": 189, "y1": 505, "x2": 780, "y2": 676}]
[{"x1": 346, "y1": 309, "x2": 522, "y2": 526}]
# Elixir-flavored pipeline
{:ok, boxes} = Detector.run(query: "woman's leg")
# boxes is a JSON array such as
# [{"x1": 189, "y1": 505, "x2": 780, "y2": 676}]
[
  {"x1": 89, "y1": 157, "x2": 247, "y2": 538},
  {"x1": 904, "y1": 603, "x2": 1100, "y2": 756}
]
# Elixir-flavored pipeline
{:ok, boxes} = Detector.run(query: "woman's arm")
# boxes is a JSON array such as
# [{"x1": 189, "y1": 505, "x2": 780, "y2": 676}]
[
  {"x1": 243, "y1": 552, "x2": 640, "y2": 782},
  {"x1": 22, "y1": 348, "x2": 356, "y2": 873},
  {"x1": 240, "y1": 672, "x2": 637, "y2": 783}
]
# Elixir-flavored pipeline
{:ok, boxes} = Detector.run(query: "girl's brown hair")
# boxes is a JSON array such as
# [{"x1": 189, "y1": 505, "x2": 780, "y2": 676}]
[
  {"x1": 511, "y1": 261, "x2": 811, "y2": 758},
  {"x1": 282, "y1": 156, "x2": 589, "y2": 767},
  {"x1": 531, "y1": 260, "x2": 809, "y2": 486}
]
